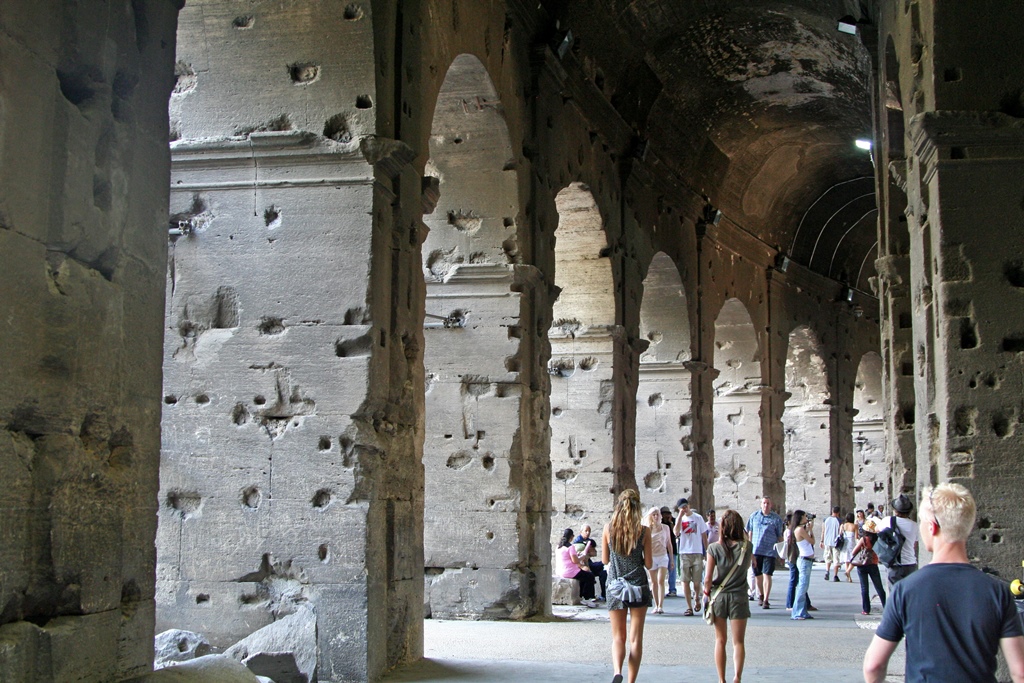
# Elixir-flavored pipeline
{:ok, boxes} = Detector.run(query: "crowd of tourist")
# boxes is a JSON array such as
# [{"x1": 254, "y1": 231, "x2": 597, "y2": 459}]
[{"x1": 554, "y1": 484, "x2": 1024, "y2": 683}]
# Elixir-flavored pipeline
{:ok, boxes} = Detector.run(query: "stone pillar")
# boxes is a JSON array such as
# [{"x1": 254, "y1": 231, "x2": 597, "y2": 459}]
[
  {"x1": 0, "y1": 2, "x2": 180, "y2": 681},
  {"x1": 876, "y1": 252, "x2": 917, "y2": 497},
  {"x1": 907, "y1": 112, "x2": 1024, "y2": 574},
  {"x1": 156, "y1": 4, "x2": 417, "y2": 680},
  {"x1": 760, "y1": 386, "x2": 788, "y2": 512},
  {"x1": 831, "y1": 397, "x2": 856, "y2": 513},
  {"x1": 687, "y1": 361, "x2": 716, "y2": 513}
]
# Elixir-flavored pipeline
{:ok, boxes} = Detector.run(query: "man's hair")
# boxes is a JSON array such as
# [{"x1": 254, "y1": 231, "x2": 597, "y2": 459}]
[
  {"x1": 921, "y1": 483, "x2": 976, "y2": 543},
  {"x1": 676, "y1": 498, "x2": 688, "y2": 508},
  {"x1": 832, "y1": 505, "x2": 841, "y2": 515}
]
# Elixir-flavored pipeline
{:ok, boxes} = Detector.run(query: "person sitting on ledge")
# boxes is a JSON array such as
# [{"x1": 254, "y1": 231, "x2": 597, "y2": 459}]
[
  {"x1": 577, "y1": 537, "x2": 608, "y2": 601},
  {"x1": 557, "y1": 527, "x2": 597, "y2": 607}
]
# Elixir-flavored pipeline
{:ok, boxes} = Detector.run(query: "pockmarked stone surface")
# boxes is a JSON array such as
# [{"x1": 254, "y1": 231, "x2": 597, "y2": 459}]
[{"x1": 5, "y1": 1, "x2": 1024, "y2": 682}]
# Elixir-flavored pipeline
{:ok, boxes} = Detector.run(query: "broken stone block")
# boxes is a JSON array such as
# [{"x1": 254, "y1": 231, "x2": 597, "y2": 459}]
[
  {"x1": 123, "y1": 654, "x2": 262, "y2": 682},
  {"x1": 155, "y1": 629, "x2": 211, "y2": 669},
  {"x1": 224, "y1": 606, "x2": 316, "y2": 683},
  {"x1": 552, "y1": 577, "x2": 580, "y2": 606}
]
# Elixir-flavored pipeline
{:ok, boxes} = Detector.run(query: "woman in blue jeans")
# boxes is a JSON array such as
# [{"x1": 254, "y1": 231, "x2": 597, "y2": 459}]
[{"x1": 786, "y1": 510, "x2": 816, "y2": 620}]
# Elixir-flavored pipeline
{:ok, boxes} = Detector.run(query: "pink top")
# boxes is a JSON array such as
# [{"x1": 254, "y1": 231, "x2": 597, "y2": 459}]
[
  {"x1": 557, "y1": 545, "x2": 582, "y2": 578},
  {"x1": 650, "y1": 523, "x2": 670, "y2": 560}
]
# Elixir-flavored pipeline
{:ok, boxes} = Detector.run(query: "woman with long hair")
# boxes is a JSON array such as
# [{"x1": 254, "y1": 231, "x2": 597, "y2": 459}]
[
  {"x1": 643, "y1": 506, "x2": 671, "y2": 614},
  {"x1": 556, "y1": 527, "x2": 597, "y2": 607},
  {"x1": 602, "y1": 489, "x2": 652, "y2": 683},
  {"x1": 849, "y1": 518, "x2": 887, "y2": 614},
  {"x1": 703, "y1": 509, "x2": 752, "y2": 683},
  {"x1": 841, "y1": 512, "x2": 858, "y2": 582},
  {"x1": 787, "y1": 509, "x2": 816, "y2": 620}
]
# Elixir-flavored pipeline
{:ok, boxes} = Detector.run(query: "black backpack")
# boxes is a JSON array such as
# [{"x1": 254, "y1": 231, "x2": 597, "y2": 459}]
[{"x1": 874, "y1": 516, "x2": 906, "y2": 568}]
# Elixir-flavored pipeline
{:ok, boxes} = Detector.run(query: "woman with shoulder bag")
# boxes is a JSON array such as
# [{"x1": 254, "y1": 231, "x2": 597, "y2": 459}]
[
  {"x1": 602, "y1": 489, "x2": 652, "y2": 683},
  {"x1": 849, "y1": 518, "x2": 887, "y2": 615},
  {"x1": 702, "y1": 509, "x2": 752, "y2": 683}
]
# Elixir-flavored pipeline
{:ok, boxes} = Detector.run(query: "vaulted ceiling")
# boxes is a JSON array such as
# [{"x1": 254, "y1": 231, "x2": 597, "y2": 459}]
[{"x1": 542, "y1": 0, "x2": 878, "y2": 291}]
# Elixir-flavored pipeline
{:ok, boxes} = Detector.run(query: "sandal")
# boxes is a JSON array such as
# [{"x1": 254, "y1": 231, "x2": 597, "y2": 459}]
[{"x1": 683, "y1": 608, "x2": 694, "y2": 616}]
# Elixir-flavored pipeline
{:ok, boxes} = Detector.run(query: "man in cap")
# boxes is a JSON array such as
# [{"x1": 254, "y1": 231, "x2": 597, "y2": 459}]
[
  {"x1": 876, "y1": 493, "x2": 919, "y2": 587},
  {"x1": 673, "y1": 498, "x2": 709, "y2": 616},
  {"x1": 863, "y1": 483, "x2": 1024, "y2": 682}
]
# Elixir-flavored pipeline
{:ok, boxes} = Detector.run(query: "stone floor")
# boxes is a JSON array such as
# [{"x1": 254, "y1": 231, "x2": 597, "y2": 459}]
[{"x1": 385, "y1": 564, "x2": 905, "y2": 682}]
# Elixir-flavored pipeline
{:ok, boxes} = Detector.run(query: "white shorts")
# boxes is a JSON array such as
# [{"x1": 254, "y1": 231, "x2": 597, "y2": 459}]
[{"x1": 650, "y1": 554, "x2": 669, "y2": 571}]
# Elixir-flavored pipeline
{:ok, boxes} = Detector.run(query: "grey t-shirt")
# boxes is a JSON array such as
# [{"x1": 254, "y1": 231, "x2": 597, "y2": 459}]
[{"x1": 876, "y1": 563, "x2": 1023, "y2": 682}]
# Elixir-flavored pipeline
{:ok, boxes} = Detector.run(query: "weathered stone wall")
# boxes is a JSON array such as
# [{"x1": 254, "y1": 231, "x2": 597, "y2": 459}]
[
  {"x1": 876, "y1": 0, "x2": 1024, "y2": 576},
  {"x1": 156, "y1": 2, "x2": 418, "y2": 680},
  {"x1": 0, "y1": 1, "x2": 180, "y2": 680}
]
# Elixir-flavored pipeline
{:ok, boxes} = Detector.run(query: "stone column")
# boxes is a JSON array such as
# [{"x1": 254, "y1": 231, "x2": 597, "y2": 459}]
[
  {"x1": 907, "y1": 112, "x2": 1024, "y2": 575},
  {"x1": 686, "y1": 361, "x2": 716, "y2": 513},
  {"x1": 0, "y1": 2, "x2": 180, "y2": 680},
  {"x1": 157, "y1": 4, "x2": 415, "y2": 680}
]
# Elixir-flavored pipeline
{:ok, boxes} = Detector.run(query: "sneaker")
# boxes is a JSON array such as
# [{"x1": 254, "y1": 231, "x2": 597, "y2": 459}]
[
  {"x1": 596, "y1": 596, "x2": 606, "y2": 602},
  {"x1": 823, "y1": 574, "x2": 830, "y2": 582},
  {"x1": 581, "y1": 599, "x2": 597, "y2": 608},
  {"x1": 748, "y1": 594, "x2": 756, "y2": 601},
  {"x1": 667, "y1": 591, "x2": 677, "y2": 597},
  {"x1": 833, "y1": 575, "x2": 841, "y2": 582}
]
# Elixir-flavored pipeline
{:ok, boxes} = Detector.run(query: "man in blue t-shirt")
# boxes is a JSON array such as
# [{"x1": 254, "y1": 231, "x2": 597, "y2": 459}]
[
  {"x1": 745, "y1": 496, "x2": 785, "y2": 609},
  {"x1": 863, "y1": 483, "x2": 1024, "y2": 683}
]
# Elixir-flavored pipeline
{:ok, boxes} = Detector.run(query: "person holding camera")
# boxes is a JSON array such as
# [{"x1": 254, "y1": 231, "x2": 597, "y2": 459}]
[{"x1": 787, "y1": 509, "x2": 816, "y2": 620}]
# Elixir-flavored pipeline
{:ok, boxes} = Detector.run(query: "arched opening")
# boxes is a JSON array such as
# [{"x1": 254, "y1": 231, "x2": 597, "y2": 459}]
[
  {"x1": 853, "y1": 352, "x2": 886, "y2": 510},
  {"x1": 421, "y1": 54, "x2": 534, "y2": 619},
  {"x1": 548, "y1": 182, "x2": 616, "y2": 540},
  {"x1": 636, "y1": 252, "x2": 692, "y2": 507},
  {"x1": 781, "y1": 326, "x2": 832, "y2": 514},
  {"x1": 712, "y1": 299, "x2": 763, "y2": 510}
]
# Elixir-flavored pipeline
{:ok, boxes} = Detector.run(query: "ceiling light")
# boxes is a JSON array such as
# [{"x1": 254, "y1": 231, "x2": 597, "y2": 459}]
[{"x1": 855, "y1": 139, "x2": 872, "y2": 150}]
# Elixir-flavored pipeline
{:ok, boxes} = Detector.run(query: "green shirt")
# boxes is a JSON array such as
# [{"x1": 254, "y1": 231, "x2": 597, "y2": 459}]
[{"x1": 707, "y1": 540, "x2": 752, "y2": 593}]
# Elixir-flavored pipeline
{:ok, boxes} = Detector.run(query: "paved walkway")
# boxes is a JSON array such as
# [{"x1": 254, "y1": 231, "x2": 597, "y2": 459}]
[{"x1": 384, "y1": 563, "x2": 905, "y2": 682}]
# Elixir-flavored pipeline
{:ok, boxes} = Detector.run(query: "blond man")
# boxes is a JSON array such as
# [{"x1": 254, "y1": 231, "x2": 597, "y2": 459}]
[{"x1": 863, "y1": 483, "x2": 1024, "y2": 683}]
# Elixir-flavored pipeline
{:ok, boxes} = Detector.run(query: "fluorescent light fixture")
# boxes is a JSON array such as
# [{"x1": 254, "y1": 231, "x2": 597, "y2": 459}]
[
  {"x1": 838, "y1": 20, "x2": 857, "y2": 35},
  {"x1": 855, "y1": 138, "x2": 872, "y2": 150}
]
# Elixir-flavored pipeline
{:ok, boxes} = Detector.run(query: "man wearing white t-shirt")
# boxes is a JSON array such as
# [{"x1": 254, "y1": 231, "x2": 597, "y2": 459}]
[
  {"x1": 876, "y1": 494, "x2": 919, "y2": 587},
  {"x1": 673, "y1": 497, "x2": 709, "y2": 616}
]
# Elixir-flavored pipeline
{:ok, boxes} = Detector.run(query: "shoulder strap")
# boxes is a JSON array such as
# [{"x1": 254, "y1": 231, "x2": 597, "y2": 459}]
[{"x1": 710, "y1": 542, "x2": 748, "y2": 601}]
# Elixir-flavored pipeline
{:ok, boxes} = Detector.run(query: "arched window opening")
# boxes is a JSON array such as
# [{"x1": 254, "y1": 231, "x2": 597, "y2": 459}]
[
  {"x1": 636, "y1": 252, "x2": 693, "y2": 508},
  {"x1": 422, "y1": 54, "x2": 532, "y2": 620},
  {"x1": 712, "y1": 299, "x2": 763, "y2": 510},
  {"x1": 781, "y1": 326, "x2": 832, "y2": 515},
  {"x1": 548, "y1": 182, "x2": 616, "y2": 544},
  {"x1": 853, "y1": 352, "x2": 886, "y2": 510}
]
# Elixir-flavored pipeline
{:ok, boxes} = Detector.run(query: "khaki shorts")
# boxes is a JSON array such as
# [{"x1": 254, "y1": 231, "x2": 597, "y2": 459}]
[
  {"x1": 711, "y1": 590, "x2": 751, "y2": 620},
  {"x1": 823, "y1": 545, "x2": 840, "y2": 564},
  {"x1": 679, "y1": 554, "x2": 704, "y2": 584}
]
